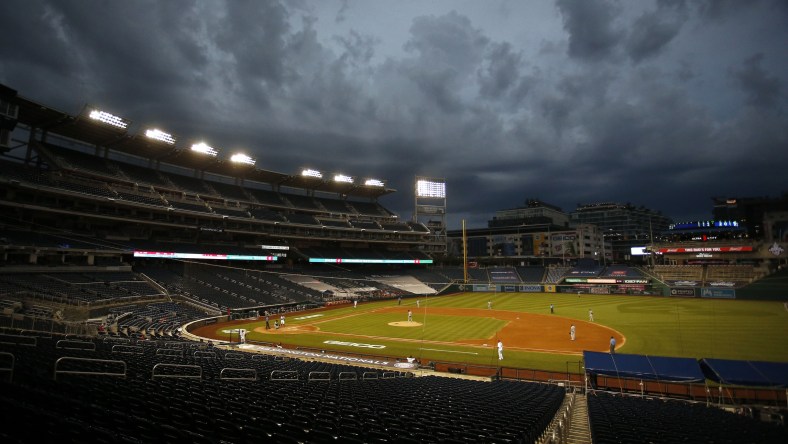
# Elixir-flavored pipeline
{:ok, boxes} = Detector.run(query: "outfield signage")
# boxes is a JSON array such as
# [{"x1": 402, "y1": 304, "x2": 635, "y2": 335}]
[
  {"x1": 700, "y1": 288, "x2": 736, "y2": 299},
  {"x1": 566, "y1": 278, "x2": 650, "y2": 284},
  {"x1": 658, "y1": 246, "x2": 753, "y2": 254},
  {"x1": 670, "y1": 288, "x2": 697, "y2": 297},
  {"x1": 520, "y1": 285, "x2": 542, "y2": 292}
]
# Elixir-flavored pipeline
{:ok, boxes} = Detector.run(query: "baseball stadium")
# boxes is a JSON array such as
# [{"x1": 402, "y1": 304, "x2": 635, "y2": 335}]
[{"x1": 1, "y1": 83, "x2": 787, "y2": 443}]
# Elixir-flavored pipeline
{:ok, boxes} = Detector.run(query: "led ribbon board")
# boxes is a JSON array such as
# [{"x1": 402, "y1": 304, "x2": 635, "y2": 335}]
[{"x1": 134, "y1": 251, "x2": 277, "y2": 261}]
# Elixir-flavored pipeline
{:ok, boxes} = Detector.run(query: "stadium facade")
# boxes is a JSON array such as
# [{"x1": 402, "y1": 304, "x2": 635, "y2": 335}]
[{"x1": 0, "y1": 83, "x2": 445, "y2": 270}]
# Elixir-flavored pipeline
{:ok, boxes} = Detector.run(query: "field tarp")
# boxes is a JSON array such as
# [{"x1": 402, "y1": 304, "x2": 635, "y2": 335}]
[
  {"x1": 699, "y1": 358, "x2": 788, "y2": 388},
  {"x1": 584, "y1": 351, "x2": 705, "y2": 382}
]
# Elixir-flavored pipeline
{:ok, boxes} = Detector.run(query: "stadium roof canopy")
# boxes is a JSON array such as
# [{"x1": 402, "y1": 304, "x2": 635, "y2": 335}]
[
  {"x1": 14, "y1": 93, "x2": 395, "y2": 199},
  {"x1": 700, "y1": 358, "x2": 788, "y2": 388},
  {"x1": 583, "y1": 351, "x2": 705, "y2": 383}
]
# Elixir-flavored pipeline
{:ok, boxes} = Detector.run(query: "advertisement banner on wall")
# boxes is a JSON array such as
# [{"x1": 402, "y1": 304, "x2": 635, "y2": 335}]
[
  {"x1": 520, "y1": 285, "x2": 543, "y2": 292},
  {"x1": 700, "y1": 288, "x2": 736, "y2": 299},
  {"x1": 590, "y1": 287, "x2": 610, "y2": 294},
  {"x1": 670, "y1": 288, "x2": 697, "y2": 297},
  {"x1": 472, "y1": 284, "x2": 496, "y2": 292},
  {"x1": 550, "y1": 234, "x2": 576, "y2": 257},
  {"x1": 545, "y1": 284, "x2": 557, "y2": 293}
]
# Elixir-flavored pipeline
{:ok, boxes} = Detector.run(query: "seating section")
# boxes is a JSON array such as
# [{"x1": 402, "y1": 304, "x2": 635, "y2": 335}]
[
  {"x1": 588, "y1": 391, "x2": 787, "y2": 444},
  {"x1": 653, "y1": 265, "x2": 704, "y2": 283},
  {"x1": 248, "y1": 188, "x2": 286, "y2": 206},
  {"x1": 112, "y1": 301, "x2": 214, "y2": 338},
  {"x1": 0, "y1": 271, "x2": 164, "y2": 306},
  {"x1": 516, "y1": 266, "x2": 546, "y2": 283},
  {"x1": 315, "y1": 197, "x2": 353, "y2": 214},
  {"x1": 705, "y1": 265, "x2": 758, "y2": 286},
  {"x1": 488, "y1": 267, "x2": 522, "y2": 283},
  {"x1": 167, "y1": 198, "x2": 211, "y2": 213},
  {"x1": 142, "y1": 263, "x2": 322, "y2": 310},
  {"x1": 601, "y1": 265, "x2": 643, "y2": 278},
  {"x1": 545, "y1": 267, "x2": 571, "y2": 283},
  {"x1": 348, "y1": 200, "x2": 390, "y2": 216},
  {"x1": 209, "y1": 181, "x2": 251, "y2": 201},
  {"x1": 565, "y1": 264, "x2": 604, "y2": 278},
  {"x1": 0, "y1": 334, "x2": 565, "y2": 444}
]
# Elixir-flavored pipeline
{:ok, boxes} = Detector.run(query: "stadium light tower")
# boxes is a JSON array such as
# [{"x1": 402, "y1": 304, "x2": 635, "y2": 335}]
[
  {"x1": 414, "y1": 176, "x2": 447, "y2": 255},
  {"x1": 301, "y1": 168, "x2": 323, "y2": 178},
  {"x1": 191, "y1": 142, "x2": 218, "y2": 156},
  {"x1": 333, "y1": 173, "x2": 354, "y2": 184},
  {"x1": 230, "y1": 152, "x2": 255, "y2": 166},
  {"x1": 364, "y1": 178, "x2": 385, "y2": 187},
  {"x1": 145, "y1": 128, "x2": 176, "y2": 145},
  {"x1": 85, "y1": 108, "x2": 131, "y2": 130}
]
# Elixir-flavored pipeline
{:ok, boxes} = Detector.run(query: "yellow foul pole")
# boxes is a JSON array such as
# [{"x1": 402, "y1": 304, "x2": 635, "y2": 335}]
[{"x1": 462, "y1": 219, "x2": 468, "y2": 284}]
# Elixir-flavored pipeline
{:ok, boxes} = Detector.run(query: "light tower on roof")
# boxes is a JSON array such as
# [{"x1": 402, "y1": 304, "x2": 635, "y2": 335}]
[{"x1": 414, "y1": 176, "x2": 447, "y2": 255}]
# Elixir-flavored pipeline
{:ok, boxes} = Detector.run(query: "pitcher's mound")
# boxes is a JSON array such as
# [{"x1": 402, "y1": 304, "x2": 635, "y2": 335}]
[{"x1": 389, "y1": 321, "x2": 422, "y2": 327}]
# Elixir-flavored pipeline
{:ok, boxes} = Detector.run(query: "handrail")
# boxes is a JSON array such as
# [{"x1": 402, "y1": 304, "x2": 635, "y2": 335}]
[
  {"x1": 0, "y1": 351, "x2": 14, "y2": 382},
  {"x1": 219, "y1": 367, "x2": 257, "y2": 381},
  {"x1": 151, "y1": 363, "x2": 202, "y2": 380},
  {"x1": 308, "y1": 371, "x2": 331, "y2": 382},
  {"x1": 56, "y1": 339, "x2": 96, "y2": 351},
  {"x1": 0, "y1": 334, "x2": 37, "y2": 347},
  {"x1": 54, "y1": 356, "x2": 126, "y2": 380},
  {"x1": 338, "y1": 371, "x2": 358, "y2": 381}
]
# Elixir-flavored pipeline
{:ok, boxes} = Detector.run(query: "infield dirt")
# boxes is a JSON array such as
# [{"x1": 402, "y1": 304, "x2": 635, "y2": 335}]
[{"x1": 193, "y1": 306, "x2": 623, "y2": 354}]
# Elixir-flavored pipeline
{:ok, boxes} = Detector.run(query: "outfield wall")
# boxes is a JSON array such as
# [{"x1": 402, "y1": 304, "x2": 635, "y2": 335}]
[{"x1": 439, "y1": 283, "x2": 740, "y2": 299}]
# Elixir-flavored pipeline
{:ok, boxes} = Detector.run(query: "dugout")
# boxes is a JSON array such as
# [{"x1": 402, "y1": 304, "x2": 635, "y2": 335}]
[
  {"x1": 584, "y1": 351, "x2": 706, "y2": 399},
  {"x1": 700, "y1": 358, "x2": 788, "y2": 388},
  {"x1": 584, "y1": 351, "x2": 788, "y2": 405}
]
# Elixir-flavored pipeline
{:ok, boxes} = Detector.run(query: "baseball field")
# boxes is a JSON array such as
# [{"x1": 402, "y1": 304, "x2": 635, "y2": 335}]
[{"x1": 191, "y1": 292, "x2": 788, "y2": 373}]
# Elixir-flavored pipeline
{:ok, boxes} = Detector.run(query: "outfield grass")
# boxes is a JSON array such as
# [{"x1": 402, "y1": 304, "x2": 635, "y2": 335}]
[{"x1": 227, "y1": 292, "x2": 788, "y2": 373}]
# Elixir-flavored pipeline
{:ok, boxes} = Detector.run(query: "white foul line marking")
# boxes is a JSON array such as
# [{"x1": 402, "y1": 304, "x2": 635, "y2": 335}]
[{"x1": 419, "y1": 347, "x2": 478, "y2": 355}]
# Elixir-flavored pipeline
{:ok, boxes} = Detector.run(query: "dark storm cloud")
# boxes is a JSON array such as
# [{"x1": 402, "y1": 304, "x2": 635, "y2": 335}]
[
  {"x1": 556, "y1": 0, "x2": 624, "y2": 60},
  {"x1": 625, "y1": 6, "x2": 685, "y2": 62},
  {"x1": 477, "y1": 42, "x2": 523, "y2": 100},
  {"x1": 214, "y1": 1, "x2": 289, "y2": 86},
  {"x1": 1, "y1": 0, "x2": 787, "y2": 230},
  {"x1": 402, "y1": 12, "x2": 488, "y2": 113},
  {"x1": 730, "y1": 53, "x2": 783, "y2": 110}
]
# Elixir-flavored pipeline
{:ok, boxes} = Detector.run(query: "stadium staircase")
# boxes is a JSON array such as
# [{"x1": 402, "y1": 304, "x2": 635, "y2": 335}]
[{"x1": 565, "y1": 393, "x2": 592, "y2": 444}]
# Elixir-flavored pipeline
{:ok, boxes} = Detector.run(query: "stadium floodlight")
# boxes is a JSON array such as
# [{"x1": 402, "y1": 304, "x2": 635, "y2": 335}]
[
  {"x1": 190, "y1": 142, "x2": 218, "y2": 156},
  {"x1": 364, "y1": 178, "x2": 384, "y2": 187},
  {"x1": 416, "y1": 179, "x2": 446, "y2": 198},
  {"x1": 230, "y1": 152, "x2": 256, "y2": 166},
  {"x1": 87, "y1": 109, "x2": 129, "y2": 129},
  {"x1": 145, "y1": 128, "x2": 176, "y2": 145},
  {"x1": 333, "y1": 174, "x2": 353, "y2": 184},
  {"x1": 301, "y1": 168, "x2": 322, "y2": 178}
]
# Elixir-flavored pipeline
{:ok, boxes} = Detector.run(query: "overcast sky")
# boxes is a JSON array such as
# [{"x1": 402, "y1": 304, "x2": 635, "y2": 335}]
[{"x1": 1, "y1": 0, "x2": 786, "y2": 230}]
